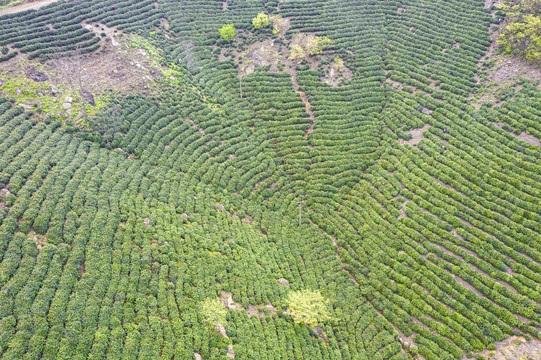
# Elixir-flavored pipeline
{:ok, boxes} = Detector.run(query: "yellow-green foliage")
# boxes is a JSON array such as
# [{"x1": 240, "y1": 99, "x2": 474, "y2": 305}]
[
  {"x1": 288, "y1": 44, "x2": 306, "y2": 62},
  {"x1": 270, "y1": 15, "x2": 286, "y2": 36},
  {"x1": 286, "y1": 290, "x2": 332, "y2": 327},
  {"x1": 307, "y1": 36, "x2": 335, "y2": 55},
  {"x1": 0, "y1": 0, "x2": 25, "y2": 9},
  {"x1": 288, "y1": 35, "x2": 335, "y2": 61},
  {"x1": 333, "y1": 56, "x2": 344, "y2": 70},
  {"x1": 498, "y1": 0, "x2": 541, "y2": 63},
  {"x1": 200, "y1": 298, "x2": 227, "y2": 327},
  {"x1": 219, "y1": 24, "x2": 236, "y2": 41},
  {"x1": 252, "y1": 12, "x2": 269, "y2": 29}
]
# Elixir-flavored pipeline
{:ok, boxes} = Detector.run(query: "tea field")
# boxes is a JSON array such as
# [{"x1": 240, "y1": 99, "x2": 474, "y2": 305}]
[{"x1": 0, "y1": 0, "x2": 540, "y2": 359}]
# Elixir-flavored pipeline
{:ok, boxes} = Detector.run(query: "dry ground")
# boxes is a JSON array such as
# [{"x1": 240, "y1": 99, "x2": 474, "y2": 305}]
[
  {"x1": 0, "y1": 0, "x2": 61, "y2": 16},
  {"x1": 0, "y1": 23, "x2": 167, "y2": 121},
  {"x1": 465, "y1": 336, "x2": 541, "y2": 360},
  {"x1": 398, "y1": 124, "x2": 431, "y2": 146},
  {"x1": 472, "y1": 4, "x2": 541, "y2": 110}
]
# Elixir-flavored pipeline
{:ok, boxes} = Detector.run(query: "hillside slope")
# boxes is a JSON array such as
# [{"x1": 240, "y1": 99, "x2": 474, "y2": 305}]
[{"x1": 0, "y1": 0, "x2": 540, "y2": 359}]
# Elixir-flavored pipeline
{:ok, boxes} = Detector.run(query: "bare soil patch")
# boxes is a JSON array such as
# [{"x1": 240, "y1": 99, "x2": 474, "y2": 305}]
[
  {"x1": 398, "y1": 124, "x2": 431, "y2": 146},
  {"x1": 234, "y1": 38, "x2": 288, "y2": 76},
  {"x1": 219, "y1": 291, "x2": 277, "y2": 318},
  {"x1": 465, "y1": 336, "x2": 541, "y2": 360},
  {"x1": 1, "y1": 23, "x2": 167, "y2": 121},
  {"x1": 397, "y1": 199, "x2": 410, "y2": 219},
  {"x1": 0, "y1": 0, "x2": 60, "y2": 16},
  {"x1": 320, "y1": 61, "x2": 353, "y2": 87},
  {"x1": 516, "y1": 131, "x2": 541, "y2": 147},
  {"x1": 386, "y1": 78, "x2": 404, "y2": 90},
  {"x1": 29, "y1": 230, "x2": 47, "y2": 251},
  {"x1": 484, "y1": 0, "x2": 504, "y2": 9},
  {"x1": 78, "y1": 262, "x2": 85, "y2": 276},
  {"x1": 226, "y1": 344, "x2": 234, "y2": 358},
  {"x1": 472, "y1": 10, "x2": 541, "y2": 109},
  {"x1": 492, "y1": 58, "x2": 541, "y2": 85}
]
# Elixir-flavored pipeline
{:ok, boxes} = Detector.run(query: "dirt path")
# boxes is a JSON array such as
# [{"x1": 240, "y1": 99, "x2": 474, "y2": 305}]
[
  {"x1": 288, "y1": 69, "x2": 316, "y2": 141},
  {"x1": 0, "y1": 0, "x2": 61, "y2": 16}
]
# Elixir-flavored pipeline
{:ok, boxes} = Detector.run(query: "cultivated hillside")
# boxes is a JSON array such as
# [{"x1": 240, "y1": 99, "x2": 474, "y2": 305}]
[{"x1": 0, "y1": 0, "x2": 540, "y2": 359}]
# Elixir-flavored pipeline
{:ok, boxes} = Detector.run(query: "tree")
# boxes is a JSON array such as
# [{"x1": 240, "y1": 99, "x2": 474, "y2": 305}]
[
  {"x1": 306, "y1": 36, "x2": 335, "y2": 56},
  {"x1": 200, "y1": 298, "x2": 227, "y2": 328},
  {"x1": 288, "y1": 44, "x2": 306, "y2": 62},
  {"x1": 333, "y1": 56, "x2": 344, "y2": 70},
  {"x1": 252, "y1": 12, "x2": 269, "y2": 29},
  {"x1": 270, "y1": 15, "x2": 286, "y2": 36},
  {"x1": 288, "y1": 35, "x2": 335, "y2": 62},
  {"x1": 498, "y1": 0, "x2": 541, "y2": 63},
  {"x1": 219, "y1": 24, "x2": 236, "y2": 41},
  {"x1": 286, "y1": 290, "x2": 332, "y2": 327}
]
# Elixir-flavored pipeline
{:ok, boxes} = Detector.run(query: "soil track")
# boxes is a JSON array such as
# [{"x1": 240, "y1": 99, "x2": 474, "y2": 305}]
[{"x1": 0, "y1": 0, "x2": 61, "y2": 16}]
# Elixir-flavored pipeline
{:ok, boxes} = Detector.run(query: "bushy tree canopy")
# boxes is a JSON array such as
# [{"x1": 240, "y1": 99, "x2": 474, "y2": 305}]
[
  {"x1": 498, "y1": 0, "x2": 541, "y2": 63},
  {"x1": 252, "y1": 12, "x2": 269, "y2": 29},
  {"x1": 220, "y1": 24, "x2": 236, "y2": 41},
  {"x1": 286, "y1": 290, "x2": 332, "y2": 327},
  {"x1": 200, "y1": 298, "x2": 227, "y2": 327}
]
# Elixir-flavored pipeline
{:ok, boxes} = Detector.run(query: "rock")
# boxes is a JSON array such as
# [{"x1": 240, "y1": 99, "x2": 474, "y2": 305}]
[
  {"x1": 0, "y1": 188, "x2": 11, "y2": 196},
  {"x1": 227, "y1": 344, "x2": 235, "y2": 358},
  {"x1": 65, "y1": 96, "x2": 73, "y2": 103},
  {"x1": 143, "y1": 218, "x2": 150, "y2": 226},
  {"x1": 277, "y1": 278, "x2": 290, "y2": 287},
  {"x1": 20, "y1": 104, "x2": 32, "y2": 110},
  {"x1": 62, "y1": 103, "x2": 71, "y2": 109},
  {"x1": 50, "y1": 85, "x2": 58, "y2": 94},
  {"x1": 216, "y1": 204, "x2": 225, "y2": 211},
  {"x1": 194, "y1": 353, "x2": 203, "y2": 360},
  {"x1": 181, "y1": 213, "x2": 189, "y2": 219}
]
